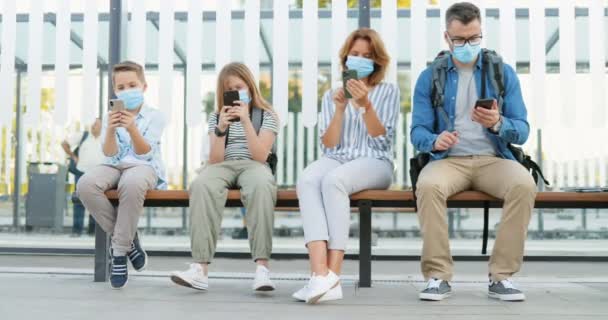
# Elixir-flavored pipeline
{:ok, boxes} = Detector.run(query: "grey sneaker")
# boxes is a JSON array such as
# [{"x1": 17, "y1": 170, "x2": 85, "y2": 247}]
[
  {"x1": 488, "y1": 279, "x2": 526, "y2": 301},
  {"x1": 419, "y1": 278, "x2": 452, "y2": 301}
]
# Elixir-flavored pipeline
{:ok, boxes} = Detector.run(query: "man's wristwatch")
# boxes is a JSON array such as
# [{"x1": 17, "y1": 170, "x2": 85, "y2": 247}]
[
  {"x1": 214, "y1": 125, "x2": 228, "y2": 137},
  {"x1": 489, "y1": 117, "x2": 502, "y2": 134}
]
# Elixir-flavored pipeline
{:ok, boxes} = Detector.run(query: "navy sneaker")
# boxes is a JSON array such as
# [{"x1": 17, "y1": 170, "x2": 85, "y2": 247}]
[
  {"x1": 110, "y1": 255, "x2": 128, "y2": 289},
  {"x1": 128, "y1": 232, "x2": 148, "y2": 272}
]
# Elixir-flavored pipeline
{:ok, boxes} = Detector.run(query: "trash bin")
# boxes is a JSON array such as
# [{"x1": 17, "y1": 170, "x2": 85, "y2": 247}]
[{"x1": 25, "y1": 162, "x2": 67, "y2": 231}]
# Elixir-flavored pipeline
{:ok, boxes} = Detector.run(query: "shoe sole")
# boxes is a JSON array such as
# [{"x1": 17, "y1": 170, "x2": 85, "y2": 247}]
[
  {"x1": 254, "y1": 285, "x2": 275, "y2": 292},
  {"x1": 488, "y1": 292, "x2": 525, "y2": 301},
  {"x1": 419, "y1": 291, "x2": 451, "y2": 301},
  {"x1": 170, "y1": 275, "x2": 208, "y2": 291},
  {"x1": 306, "y1": 281, "x2": 339, "y2": 305}
]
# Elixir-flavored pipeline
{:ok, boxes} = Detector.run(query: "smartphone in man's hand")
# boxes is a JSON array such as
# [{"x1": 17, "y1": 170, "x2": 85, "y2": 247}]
[{"x1": 475, "y1": 99, "x2": 494, "y2": 110}]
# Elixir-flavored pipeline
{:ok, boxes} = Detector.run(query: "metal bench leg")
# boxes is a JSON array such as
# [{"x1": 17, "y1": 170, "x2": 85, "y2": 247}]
[
  {"x1": 94, "y1": 222, "x2": 110, "y2": 282},
  {"x1": 358, "y1": 200, "x2": 372, "y2": 288},
  {"x1": 482, "y1": 202, "x2": 489, "y2": 255}
]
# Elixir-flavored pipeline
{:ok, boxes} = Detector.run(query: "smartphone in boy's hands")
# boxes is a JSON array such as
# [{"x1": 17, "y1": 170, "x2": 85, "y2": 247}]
[
  {"x1": 223, "y1": 90, "x2": 240, "y2": 122},
  {"x1": 342, "y1": 70, "x2": 358, "y2": 99},
  {"x1": 109, "y1": 99, "x2": 125, "y2": 112}
]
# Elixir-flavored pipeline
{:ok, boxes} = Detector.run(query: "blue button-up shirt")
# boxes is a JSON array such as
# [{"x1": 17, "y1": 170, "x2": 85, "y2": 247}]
[
  {"x1": 100, "y1": 104, "x2": 167, "y2": 189},
  {"x1": 410, "y1": 52, "x2": 530, "y2": 161}
]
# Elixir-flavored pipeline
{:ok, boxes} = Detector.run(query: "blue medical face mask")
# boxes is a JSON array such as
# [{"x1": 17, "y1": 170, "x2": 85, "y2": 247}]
[
  {"x1": 452, "y1": 43, "x2": 481, "y2": 64},
  {"x1": 238, "y1": 90, "x2": 252, "y2": 105},
  {"x1": 345, "y1": 55, "x2": 375, "y2": 79},
  {"x1": 116, "y1": 88, "x2": 144, "y2": 110}
]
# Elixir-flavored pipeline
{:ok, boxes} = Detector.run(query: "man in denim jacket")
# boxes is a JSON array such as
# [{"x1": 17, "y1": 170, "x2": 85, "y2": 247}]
[{"x1": 411, "y1": 2, "x2": 535, "y2": 302}]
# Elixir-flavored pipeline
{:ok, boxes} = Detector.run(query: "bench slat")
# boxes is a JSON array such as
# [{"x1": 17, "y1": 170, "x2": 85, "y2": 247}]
[{"x1": 105, "y1": 189, "x2": 608, "y2": 203}]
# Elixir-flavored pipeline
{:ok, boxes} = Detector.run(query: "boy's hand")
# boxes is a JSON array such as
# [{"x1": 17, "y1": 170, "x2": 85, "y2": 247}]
[
  {"x1": 119, "y1": 111, "x2": 137, "y2": 132},
  {"x1": 107, "y1": 111, "x2": 122, "y2": 131}
]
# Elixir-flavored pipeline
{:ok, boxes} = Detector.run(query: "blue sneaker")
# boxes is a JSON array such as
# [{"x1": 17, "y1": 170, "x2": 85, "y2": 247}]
[
  {"x1": 128, "y1": 232, "x2": 148, "y2": 272},
  {"x1": 110, "y1": 255, "x2": 128, "y2": 289}
]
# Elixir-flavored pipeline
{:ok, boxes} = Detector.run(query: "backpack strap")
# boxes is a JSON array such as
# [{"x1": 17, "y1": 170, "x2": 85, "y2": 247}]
[
  {"x1": 430, "y1": 51, "x2": 454, "y2": 133},
  {"x1": 481, "y1": 49, "x2": 505, "y2": 112},
  {"x1": 252, "y1": 108, "x2": 278, "y2": 154}
]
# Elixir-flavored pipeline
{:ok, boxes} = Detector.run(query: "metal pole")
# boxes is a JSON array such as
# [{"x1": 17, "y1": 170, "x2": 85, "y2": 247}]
[
  {"x1": 108, "y1": 0, "x2": 127, "y2": 100},
  {"x1": 358, "y1": 0, "x2": 371, "y2": 28},
  {"x1": 536, "y1": 129, "x2": 544, "y2": 238},
  {"x1": 182, "y1": 69, "x2": 188, "y2": 231},
  {"x1": 12, "y1": 71, "x2": 23, "y2": 229}
]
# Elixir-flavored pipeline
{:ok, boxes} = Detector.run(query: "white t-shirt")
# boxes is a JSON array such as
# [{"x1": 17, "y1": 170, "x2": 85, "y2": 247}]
[{"x1": 67, "y1": 132, "x2": 105, "y2": 173}]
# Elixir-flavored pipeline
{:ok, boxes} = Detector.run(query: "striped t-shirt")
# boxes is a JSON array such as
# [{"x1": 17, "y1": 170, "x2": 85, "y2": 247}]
[
  {"x1": 319, "y1": 82, "x2": 400, "y2": 163},
  {"x1": 208, "y1": 109, "x2": 279, "y2": 161}
]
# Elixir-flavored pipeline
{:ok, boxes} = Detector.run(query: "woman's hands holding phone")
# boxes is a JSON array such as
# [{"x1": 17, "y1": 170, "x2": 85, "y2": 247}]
[
  {"x1": 346, "y1": 79, "x2": 371, "y2": 111},
  {"x1": 333, "y1": 88, "x2": 347, "y2": 113}
]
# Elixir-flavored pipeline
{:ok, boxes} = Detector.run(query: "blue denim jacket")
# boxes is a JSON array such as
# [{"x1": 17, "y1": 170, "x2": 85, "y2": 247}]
[
  {"x1": 410, "y1": 52, "x2": 530, "y2": 161},
  {"x1": 101, "y1": 104, "x2": 167, "y2": 189}
]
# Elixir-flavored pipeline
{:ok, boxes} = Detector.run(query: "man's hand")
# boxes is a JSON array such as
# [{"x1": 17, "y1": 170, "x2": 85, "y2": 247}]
[
  {"x1": 433, "y1": 131, "x2": 460, "y2": 151},
  {"x1": 472, "y1": 99, "x2": 500, "y2": 128}
]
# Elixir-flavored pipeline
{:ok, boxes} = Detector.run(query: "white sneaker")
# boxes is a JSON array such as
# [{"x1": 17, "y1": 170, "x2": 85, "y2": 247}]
[
  {"x1": 170, "y1": 263, "x2": 209, "y2": 291},
  {"x1": 253, "y1": 265, "x2": 275, "y2": 292},
  {"x1": 305, "y1": 271, "x2": 340, "y2": 304},
  {"x1": 293, "y1": 283, "x2": 343, "y2": 302}
]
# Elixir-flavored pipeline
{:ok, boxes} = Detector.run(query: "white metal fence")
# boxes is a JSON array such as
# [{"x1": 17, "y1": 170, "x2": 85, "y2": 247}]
[{"x1": 0, "y1": 0, "x2": 607, "y2": 193}]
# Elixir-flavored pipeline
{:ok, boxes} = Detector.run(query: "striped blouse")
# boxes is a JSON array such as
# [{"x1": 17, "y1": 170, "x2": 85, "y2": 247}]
[{"x1": 319, "y1": 82, "x2": 400, "y2": 163}]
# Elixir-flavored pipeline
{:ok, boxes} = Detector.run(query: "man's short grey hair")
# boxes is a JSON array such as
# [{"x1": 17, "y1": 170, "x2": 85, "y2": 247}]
[{"x1": 445, "y1": 2, "x2": 481, "y2": 29}]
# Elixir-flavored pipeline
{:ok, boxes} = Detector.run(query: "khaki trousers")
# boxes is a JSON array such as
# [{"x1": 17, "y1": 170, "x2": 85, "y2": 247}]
[{"x1": 416, "y1": 156, "x2": 536, "y2": 282}]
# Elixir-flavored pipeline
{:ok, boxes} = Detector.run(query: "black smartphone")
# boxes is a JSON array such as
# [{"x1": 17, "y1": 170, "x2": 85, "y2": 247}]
[
  {"x1": 342, "y1": 70, "x2": 358, "y2": 99},
  {"x1": 223, "y1": 90, "x2": 240, "y2": 122},
  {"x1": 475, "y1": 99, "x2": 494, "y2": 110}
]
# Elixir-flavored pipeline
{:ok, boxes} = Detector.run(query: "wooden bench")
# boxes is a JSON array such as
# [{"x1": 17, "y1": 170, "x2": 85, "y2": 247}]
[{"x1": 95, "y1": 190, "x2": 608, "y2": 287}]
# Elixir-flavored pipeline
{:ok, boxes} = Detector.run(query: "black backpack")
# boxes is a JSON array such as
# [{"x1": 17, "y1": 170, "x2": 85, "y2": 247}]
[
  {"x1": 67, "y1": 131, "x2": 89, "y2": 175},
  {"x1": 216, "y1": 107, "x2": 278, "y2": 175},
  {"x1": 409, "y1": 50, "x2": 549, "y2": 204}
]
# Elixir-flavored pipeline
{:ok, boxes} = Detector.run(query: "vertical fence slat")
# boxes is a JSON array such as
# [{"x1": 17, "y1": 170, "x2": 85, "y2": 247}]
[
  {"x1": 53, "y1": 0, "x2": 70, "y2": 126},
  {"x1": 529, "y1": 1, "x2": 546, "y2": 127},
  {"x1": 405, "y1": 112, "x2": 414, "y2": 187},
  {"x1": 331, "y1": 0, "x2": 347, "y2": 87},
  {"x1": 277, "y1": 129, "x2": 286, "y2": 186},
  {"x1": 215, "y1": 0, "x2": 231, "y2": 74},
  {"x1": 589, "y1": 0, "x2": 606, "y2": 128},
  {"x1": 306, "y1": 126, "x2": 315, "y2": 166},
  {"x1": 158, "y1": 0, "x2": 174, "y2": 121},
  {"x1": 411, "y1": 0, "x2": 427, "y2": 104},
  {"x1": 186, "y1": 0, "x2": 202, "y2": 127},
  {"x1": 600, "y1": 156, "x2": 607, "y2": 187},
  {"x1": 82, "y1": 0, "x2": 98, "y2": 125},
  {"x1": 272, "y1": 0, "x2": 289, "y2": 127},
  {"x1": 577, "y1": 159, "x2": 586, "y2": 187},
  {"x1": 244, "y1": 0, "x2": 260, "y2": 82},
  {"x1": 438, "y1": 0, "x2": 454, "y2": 50},
  {"x1": 396, "y1": 112, "x2": 404, "y2": 187},
  {"x1": 381, "y1": 0, "x2": 397, "y2": 84},
  {"x1": 302, "y1": 0, "x2": 318, "y2": 127},
  {"x1": 24, "y1": 2, "x2": 43, "y2": 126},
  {"x1": 499, "y1": 1, "x2": 516, "y2": 67},
  {"x1": 129, "y1": 0, "x2": 147, "y2": 66},
  {"x1": 0, "y1": 0, "x2": 16, "y2": 128},
  {"x1": 286, "y1": 112, "x2": 296, "y2": 186},
  {"x1": 296, "y1": 113, "x2": 305, "y2": 182},
  {"x1": 559, "y1": 0, "x2": 576, "y2": 127}
]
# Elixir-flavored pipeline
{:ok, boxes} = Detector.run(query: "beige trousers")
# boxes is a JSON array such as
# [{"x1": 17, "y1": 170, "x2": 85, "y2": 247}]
[{"x1": 416, "y1": 156, "x2": 536, "y2": 282}]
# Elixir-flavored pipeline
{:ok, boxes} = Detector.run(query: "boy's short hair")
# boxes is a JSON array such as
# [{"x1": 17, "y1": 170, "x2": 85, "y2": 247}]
[{"x1": 112, "y1": 61, "x2": 146, "y2": 85}]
